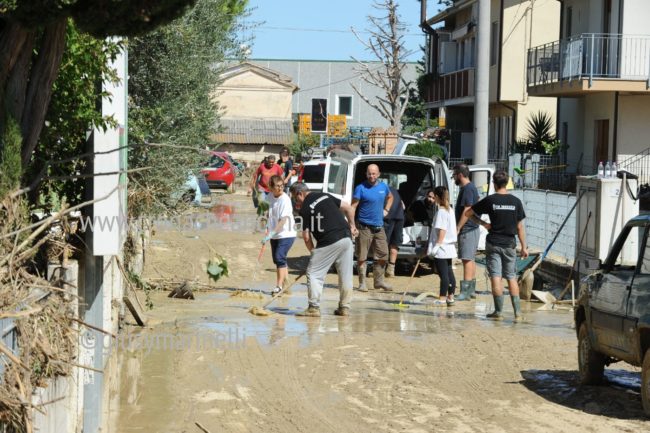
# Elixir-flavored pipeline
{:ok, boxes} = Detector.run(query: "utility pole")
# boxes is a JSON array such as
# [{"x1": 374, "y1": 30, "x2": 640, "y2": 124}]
[{"x1": 474, "y1": 0, "x2": 490, "y2": 167}]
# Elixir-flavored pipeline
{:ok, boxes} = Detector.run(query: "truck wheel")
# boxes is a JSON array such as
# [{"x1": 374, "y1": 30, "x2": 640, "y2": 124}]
[
  {"x1": 578, "y1": 322, "x2": 605, "y2": 385},
  {"x1": 642, "y1": 348, "x2": 650, "y2": 417}
]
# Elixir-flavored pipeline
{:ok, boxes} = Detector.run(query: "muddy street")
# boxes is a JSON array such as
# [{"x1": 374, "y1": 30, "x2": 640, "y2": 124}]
[{"x1": 105, "y1": 194, "x2": 647, "y2": 433}]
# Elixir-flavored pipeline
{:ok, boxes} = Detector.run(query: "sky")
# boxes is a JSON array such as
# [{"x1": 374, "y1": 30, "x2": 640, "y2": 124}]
[{"x1": 242, "y1": 0, "x2": 442, "y2": 62}]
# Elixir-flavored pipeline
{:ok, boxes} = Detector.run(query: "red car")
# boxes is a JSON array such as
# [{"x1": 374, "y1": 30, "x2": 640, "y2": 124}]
[{"x1": 201, "y1": 152, "x2": 236, "y2": 191}]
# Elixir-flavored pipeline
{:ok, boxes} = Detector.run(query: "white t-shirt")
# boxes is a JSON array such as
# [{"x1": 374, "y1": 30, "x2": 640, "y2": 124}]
[
  {"x1": 428, "y1": 207, "x2": 457, "y2": 259},
  {"x1": 267, "y1": 193, "x2": 296, "y2": 239}
]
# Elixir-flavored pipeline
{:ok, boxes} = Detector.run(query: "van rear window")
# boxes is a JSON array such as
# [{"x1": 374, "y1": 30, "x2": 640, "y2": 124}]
[{"x1": 303, "y1": 165, "x2": 325, "y2": 183}]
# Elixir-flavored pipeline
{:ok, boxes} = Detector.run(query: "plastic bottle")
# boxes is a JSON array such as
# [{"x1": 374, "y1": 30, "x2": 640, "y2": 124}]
[
  {"x1": 605, "y1": 161, "x2": 611, "y2": 178},
  {"x1": 598, "y1": 161, "x2": 604, "y2": 178},
  {"x1": 610, "y1": 161, "x2": 618, "y2": 178}
]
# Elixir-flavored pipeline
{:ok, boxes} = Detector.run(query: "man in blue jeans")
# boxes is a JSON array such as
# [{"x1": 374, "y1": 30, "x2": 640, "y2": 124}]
[
  {"x1": 465, "y1": 170, "x2": 529, "y2": 321},
  {"x1": 351, "y1": 164, "x2": 393, "y2": 291}
]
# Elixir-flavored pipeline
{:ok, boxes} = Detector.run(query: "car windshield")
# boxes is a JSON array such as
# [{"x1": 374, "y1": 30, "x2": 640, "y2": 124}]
[
  {"x1": 303, "y1": 164, "x2": 325, "y2": 183},
  {"x1": 209, "y1": 155, "x2": 225, "y2": 168}
]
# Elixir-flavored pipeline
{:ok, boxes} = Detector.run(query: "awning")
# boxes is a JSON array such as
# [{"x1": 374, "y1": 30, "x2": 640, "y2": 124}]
[{"x1": 213, "y1": 118, "x2": 294, "y2": 146}]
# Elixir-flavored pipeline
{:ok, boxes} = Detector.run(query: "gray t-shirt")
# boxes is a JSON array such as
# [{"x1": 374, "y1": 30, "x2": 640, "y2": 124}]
[{"x1": 455, "y1": 182, "x2": 480, "y2": 233}]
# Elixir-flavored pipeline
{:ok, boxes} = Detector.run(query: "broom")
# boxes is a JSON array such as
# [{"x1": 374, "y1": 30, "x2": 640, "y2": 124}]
[
  {"x1": 249, "y1": 271, "x2": 307, "y2": 316},
  {"x1": 395, "y1": 258, "x2": 421, "y2": 309}
]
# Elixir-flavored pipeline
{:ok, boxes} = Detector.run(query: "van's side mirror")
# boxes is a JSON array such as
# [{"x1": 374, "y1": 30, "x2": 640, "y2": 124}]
[{"x1": 584, "y1": 258, "x2": 601, "y2": 271}]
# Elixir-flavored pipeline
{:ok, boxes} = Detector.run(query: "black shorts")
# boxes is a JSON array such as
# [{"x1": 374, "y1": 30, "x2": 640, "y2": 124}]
[{"x1": 384, "y1": 219, "x2": 404, "y2": 246}]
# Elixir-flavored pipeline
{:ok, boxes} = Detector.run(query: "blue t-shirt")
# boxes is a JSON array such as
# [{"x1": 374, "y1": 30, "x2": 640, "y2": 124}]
[{"x1": 353, "y1": 181, "x2": 390, "y2": 226}]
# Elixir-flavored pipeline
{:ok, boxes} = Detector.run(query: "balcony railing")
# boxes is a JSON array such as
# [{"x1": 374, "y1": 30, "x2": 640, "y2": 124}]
[
  {"x1": 423, "y1": 68, "x2": 475, "y2": 104},
  {"x1": 527, "y1": 33, "x2": 650, "y2": 87}
]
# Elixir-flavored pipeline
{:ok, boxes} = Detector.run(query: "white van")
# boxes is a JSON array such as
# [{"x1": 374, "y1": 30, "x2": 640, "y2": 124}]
[{"x1": 320, "y1": 150, "x2": 494, "y2": 262}]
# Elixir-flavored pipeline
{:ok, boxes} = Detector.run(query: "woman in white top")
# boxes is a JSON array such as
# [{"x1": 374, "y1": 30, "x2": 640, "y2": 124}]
[
  {"x1": 261, "y1": 175, "x2": 297, "y2": 295},
  {"x1": 428, "y1": 185, "x2": 458, "y2": 306}
]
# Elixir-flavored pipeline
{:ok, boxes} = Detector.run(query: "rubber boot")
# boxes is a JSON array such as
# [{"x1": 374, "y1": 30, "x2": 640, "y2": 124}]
[
  {"x1": 470, "y1": 279, "x2": 477, "y2": 299},
  {"x1": 456, "y1": 280, "x2": 472, "y2": 301},
  {"x1": 487, "y1": 295, "x2": 504, "y2": 320},
  {"x1": 373, "y1": 263, "x2": 393, "y2": 291},
  {"x1": 385, "y1": 262, "x2": 395, "y2": 278},
  {"x1": 511, "y1": 295, "x2": 523, "y2": 322},
  {"x1": 358, "y1": 263, "x2": 368, "y2": 292}
]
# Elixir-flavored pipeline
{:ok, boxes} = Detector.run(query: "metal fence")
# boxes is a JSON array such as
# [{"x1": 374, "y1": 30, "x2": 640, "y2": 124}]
[
  {"x1": 509, "y1": 153, "x2": 574, "y2": 192},
  {"x1": 448, "y1": 158, "x2": 508, "y2": 172},
  {"x1": 619, "y1": 147, "x2": 650, "y2": 187},
  {"x1": 528, "y1": 33, "x2": 650, "y2": 87}
]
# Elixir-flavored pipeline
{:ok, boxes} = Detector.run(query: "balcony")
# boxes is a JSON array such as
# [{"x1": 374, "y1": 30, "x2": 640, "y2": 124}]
[
  {"x1": 527, "y1": 33, "x2": 650, "y2": 96},
  {"x1": 422, "y1": 68, "x2": 475, "y2": 106}
]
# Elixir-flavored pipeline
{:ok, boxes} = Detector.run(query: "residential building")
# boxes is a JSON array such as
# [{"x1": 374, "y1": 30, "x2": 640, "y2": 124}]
[
  {"x1": 212, "y1": 62, "x2": 298, "y2": 161},
  {"x1": 421, "y1": 0, "x2": 560, "y2": 162},
  {"x1": 249, "y1": 59, "x2": 418, "y2": 130},
  {"x1": 527, "y1": 0, "x2": 650, "y2": 179}
]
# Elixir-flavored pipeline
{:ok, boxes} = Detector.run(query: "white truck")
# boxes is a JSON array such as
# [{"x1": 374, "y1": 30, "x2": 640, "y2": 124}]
[{"x1": 318, "y1": 150, "x2": 494, "y2": 262}]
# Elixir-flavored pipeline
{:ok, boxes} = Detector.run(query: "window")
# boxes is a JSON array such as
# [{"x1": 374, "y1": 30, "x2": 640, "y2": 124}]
[
  {"x1": 490, "y1": 21, "x2": 499, "y2": 66},
  {"x1": 337, "y1": 95, "x2": 353, "y2": 117},
  {"x1": 327, "y1": 160, "x2": 348, "y2": 195},
  {"x1": 565, "y1": 7, "x2": 573, "y2": 38}
]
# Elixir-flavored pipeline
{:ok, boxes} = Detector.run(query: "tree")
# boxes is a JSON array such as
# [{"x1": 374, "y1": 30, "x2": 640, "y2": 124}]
[
  {"x1": 0, "y1": 0, "x2": 197, "y2": 180},
  {"x1": 351, "y1": 0, "x2": 412, "y2": 132},
  {"x1": 401, "y1": 49, "x2": 431, "y2": 134},
  {"x1": 127, "y1": 0, "x2": 248, "y2": 218}
]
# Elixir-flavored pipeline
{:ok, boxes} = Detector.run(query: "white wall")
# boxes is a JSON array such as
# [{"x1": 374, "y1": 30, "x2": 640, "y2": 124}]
[
  {"x1": 618, "y1": 94, "x2": 650, "y2": 157},
  {"x1": 621, "y1": 0, "x2": 650, "y2": 34},
  {"x1": 559, "y1": 97, "x2": 585, "y2": 173}
]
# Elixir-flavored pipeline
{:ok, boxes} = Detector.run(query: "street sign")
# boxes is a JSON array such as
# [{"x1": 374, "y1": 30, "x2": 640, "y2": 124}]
[{"x1": 311, "y1": 99, "x2": 327, "y2": 132}]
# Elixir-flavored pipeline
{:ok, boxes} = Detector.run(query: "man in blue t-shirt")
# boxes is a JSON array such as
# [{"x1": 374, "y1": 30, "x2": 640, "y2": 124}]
[
  {"x1": 351, "y1": 164, "x2": 393, "y2": 291},
  {"x1": 453, "y1": 164, "x2": 481, "y2": 301}
]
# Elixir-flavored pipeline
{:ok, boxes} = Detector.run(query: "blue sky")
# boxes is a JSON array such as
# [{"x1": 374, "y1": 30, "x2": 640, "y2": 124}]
[{"x1": 242, "y1": 0, "x2": 442, "y2": 61}]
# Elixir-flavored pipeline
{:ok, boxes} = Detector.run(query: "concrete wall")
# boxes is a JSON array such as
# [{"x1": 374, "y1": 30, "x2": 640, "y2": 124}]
[
  {"x1": 511, "y1": 189, "x2": 577, "y2": 264},
  {"x1": 622, "y1": 0, "x2": 650, "y2": 34},
  {"x1": 250, "y1": 59, "x2": 418, "y2": 129},
  {"x1": 560, "y1": 97, "x2": 586, "y2": 173},
  {"x1": 216, "y1": 70, "x2": 294, "y2": 119},
  {"x1": 618, "y1": 94, "x2": 650, "y2": 157}
]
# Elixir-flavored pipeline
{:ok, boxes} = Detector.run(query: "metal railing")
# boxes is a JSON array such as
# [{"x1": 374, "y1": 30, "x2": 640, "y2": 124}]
[
  {"x1": 423, "y1": 68, "x2": 475, "y2": 104},
  {"x1": 448, "y1": 158, "x2": 508, "y2": 172},
  {"x1": 527, "y1": 33, "x2": 650, "y2": 87},
  {"x1": 619, "y1": 147, "x2": 650, "y2": 186}
]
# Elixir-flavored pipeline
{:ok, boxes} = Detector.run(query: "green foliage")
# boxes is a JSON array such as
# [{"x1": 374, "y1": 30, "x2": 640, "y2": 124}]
[
  {"x1": 289, "y1": 133, "x2": 319, "y2": 157},
  {"x1": 524, "y1": 111, "x2": 554, "y2": 153},
  {"x1": 404, "y1": 139, "x2": 445, "y2": 160},
  {"x1": 32, "y1": 20, "x2": 121, "y2": 211},
  {"x1": 206, "y1": 254, "x2": 229, "y2": 282},
  {"x1": 128, "y1": 0, "x2": 247, "y2": 218},
  {"x1": 514, "y1": 111, "x2": 566, "y2": 155},
  {"x1": 402, "y1": 51, "x2": 432, "y2": 134},
  {"x1": 0, "y1": 115, "x2": 23, "y2": 198}
]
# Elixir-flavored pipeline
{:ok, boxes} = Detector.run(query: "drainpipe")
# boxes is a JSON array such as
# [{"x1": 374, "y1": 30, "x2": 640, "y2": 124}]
[
  {"x1": 613, "y1": 91, "x2": 619, "y2": 160},
  {"x1": 496, "y1": 0, "x2": 517, "y2": 153}
]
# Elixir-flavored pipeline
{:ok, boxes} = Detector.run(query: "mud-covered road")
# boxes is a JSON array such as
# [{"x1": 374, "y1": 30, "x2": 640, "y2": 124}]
[{"x1": 106, "y1": 193, "x2": 647, "y2": 433}]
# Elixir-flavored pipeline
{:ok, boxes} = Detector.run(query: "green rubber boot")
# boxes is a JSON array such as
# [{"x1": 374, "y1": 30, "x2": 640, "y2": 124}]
[
  {"x1": 456, "y1": 280, "x2": 472, "y2": 301},
  {"x1": 511, "y1": 295, "x2": 523, "y2": 322},
  {"x1": 487, "y1": 295, "x2": 504, "y2": 320},
  {"x1": 470, "y1": 279, "x2": 477, "y2": 299}
]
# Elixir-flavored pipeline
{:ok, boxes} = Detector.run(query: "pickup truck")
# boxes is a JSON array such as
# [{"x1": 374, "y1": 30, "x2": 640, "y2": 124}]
[{"x1": 574, "y1": 214, "x2": 650, "y2": 416}]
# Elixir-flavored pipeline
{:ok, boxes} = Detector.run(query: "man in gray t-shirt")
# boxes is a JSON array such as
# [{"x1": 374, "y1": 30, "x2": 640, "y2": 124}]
[{"x1": 453, "y1": 164, "x2": 480, "y2": 301}]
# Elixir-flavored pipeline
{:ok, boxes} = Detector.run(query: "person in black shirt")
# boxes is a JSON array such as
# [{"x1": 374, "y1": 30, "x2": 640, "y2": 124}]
[
  {"x1": 465, "y1": 170, "x2": 529, "y2": 321},
  {"x1": 290, "y1": 182, "x2": 358, "y2": 317}
]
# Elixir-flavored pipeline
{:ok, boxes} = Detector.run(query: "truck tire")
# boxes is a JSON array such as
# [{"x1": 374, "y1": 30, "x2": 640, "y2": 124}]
[
  {"x1": 642, "y1": 348, "x2": 650, "y2": 417},
  {"x1": 578, "y1": 322, "x2": 605, "y2": 385}
]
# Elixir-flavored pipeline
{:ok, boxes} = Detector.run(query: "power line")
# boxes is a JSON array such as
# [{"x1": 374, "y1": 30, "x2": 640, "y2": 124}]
[{"x1": 258, "y1": 25, "x2": 423, "y2": 37}]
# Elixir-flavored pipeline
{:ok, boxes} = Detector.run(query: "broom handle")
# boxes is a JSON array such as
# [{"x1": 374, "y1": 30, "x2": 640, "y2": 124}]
[
  {"x1": 398, "y1": 258, "x2": 421, "y2": 304},
  {"x1": 541, "y1": 190, "x2": 585, "y2": 260},
  {"x1": 262, "y1": 271, "x2": 306, "y2": 308}
]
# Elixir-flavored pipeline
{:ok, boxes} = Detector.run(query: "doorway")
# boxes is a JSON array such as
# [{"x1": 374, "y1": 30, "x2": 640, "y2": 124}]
[{"x1": 595, "y1": 119, "x2": 609, "y2": 166}]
